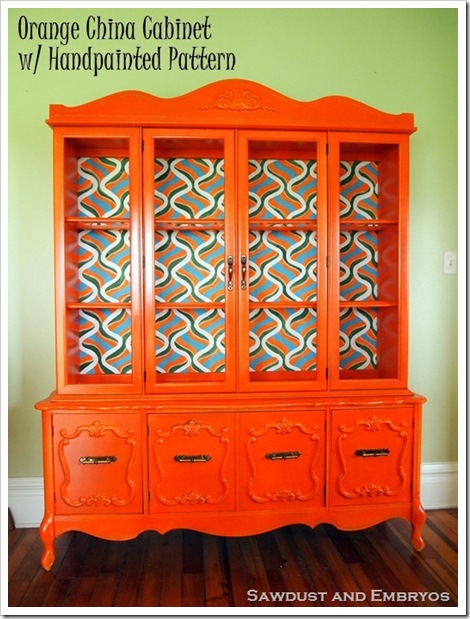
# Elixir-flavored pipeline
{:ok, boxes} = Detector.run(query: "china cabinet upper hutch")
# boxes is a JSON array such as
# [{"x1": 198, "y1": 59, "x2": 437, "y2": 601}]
[{"x1": 35, "y1": 79, "x2": 426, "y2": 570}]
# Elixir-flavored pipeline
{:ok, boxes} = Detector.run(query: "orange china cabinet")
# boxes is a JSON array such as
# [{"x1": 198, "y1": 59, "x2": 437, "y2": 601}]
[{"x1": 35, "y1": 80, "x2": 426, "y2": 570}]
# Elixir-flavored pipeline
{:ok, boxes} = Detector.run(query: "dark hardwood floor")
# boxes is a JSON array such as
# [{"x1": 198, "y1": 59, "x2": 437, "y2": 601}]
[{"x1": 8, "y1": 509, "x2": 458, "y2": 608}]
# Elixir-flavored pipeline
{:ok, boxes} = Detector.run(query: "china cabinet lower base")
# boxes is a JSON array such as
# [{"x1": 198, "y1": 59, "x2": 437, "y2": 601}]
[
  {"x1": 39, "y1": 502, "x2": 426, "y2": 571},
  {"x1": 36, "y1": 392, "x2": 426, "y2": 571}
]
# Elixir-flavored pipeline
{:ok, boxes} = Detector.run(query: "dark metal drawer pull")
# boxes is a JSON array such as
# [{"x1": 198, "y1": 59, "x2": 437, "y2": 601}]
[
  {"x1": 265, "y1": 450, "x2": 301, "y2": 460},
  {"x1": 174, "y1": 454, "x2": 212, "y2": 463},
  {"x1": 227, "y1": 255, "x2": 234, "y2": 291},
  {"x1": 240, "y1": 254, "x2": 247, "y2": 290},
  {"x1": 79, "y1": 456, "x2": 117, "y2": 465},
  {"x1": 355, "y1": 448, "x2": 390, "y2": 457}
]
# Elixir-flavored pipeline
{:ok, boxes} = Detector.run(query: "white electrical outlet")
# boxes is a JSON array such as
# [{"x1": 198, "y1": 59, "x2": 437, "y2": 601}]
[{"x1": 443, "y1": 251, "x2": 457, "y2": 275}]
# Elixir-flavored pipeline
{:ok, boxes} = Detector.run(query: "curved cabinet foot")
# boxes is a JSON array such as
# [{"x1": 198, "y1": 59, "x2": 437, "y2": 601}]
[
  {"x1": 39, "y1": 512, "x2": 55, "y2": 571},
  {"x1": 411, "y1": 500, "x2": 426, "y2": 551}
]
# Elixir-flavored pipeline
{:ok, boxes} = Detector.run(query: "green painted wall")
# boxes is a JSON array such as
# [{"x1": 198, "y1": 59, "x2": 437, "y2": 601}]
[{"x1": 8, "y1": 7, "x2": 458, "y2": 477}]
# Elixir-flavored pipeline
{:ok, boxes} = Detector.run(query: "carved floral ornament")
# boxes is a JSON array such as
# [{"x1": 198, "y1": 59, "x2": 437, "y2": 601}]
[{"x1": 201, "y1": 88, "x2": 276, "y2": 112}]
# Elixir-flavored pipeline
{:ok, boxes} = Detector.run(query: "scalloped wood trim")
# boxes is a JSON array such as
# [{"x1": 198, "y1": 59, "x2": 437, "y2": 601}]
[{"x1": 47, "y1": 79, "x2": 415, "y2": 133}]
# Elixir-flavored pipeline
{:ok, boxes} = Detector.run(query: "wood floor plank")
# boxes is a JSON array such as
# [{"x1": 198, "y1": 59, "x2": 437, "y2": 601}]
[
  {"x1": 225, "y1": 537, "x2": 253, "y2": 606},
  {"x1": 237, "y1": 535, "x2": 273, "y2": 607},
  {"x1": 111, "y1": 533, "x2": 146, "y2": 607},
  {"x1": 363, "y1": 521, "x2": 457, "y2": 607},
  {"x1": 428, "y1": 509, "x2": 458, "y2": 542},
  {"x1": 136, "y1": 532, "x2": 165, "y2": 607},
  {"x1": 202, "y1": 535, "x2": 232, "y2": 607},
  {"x1": 289, "y1": 525, "x2": 362, "y2": 607},
  {"x1": 158, "y1": 529, "x2": 184, "y2": 607},
  {"x1": 272, "y1": 528, "x2": 317, "y2": 606}
]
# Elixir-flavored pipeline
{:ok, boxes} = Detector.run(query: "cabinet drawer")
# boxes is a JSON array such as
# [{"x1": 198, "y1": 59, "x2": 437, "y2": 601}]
[
  {"x1": 239, "y1": 412, "x2": 325, "y2": 510},
  {"x1": 330, "y1": 408, "x2": 413, "y2": 506},
  {"x1": 52, "y1": 413, "x2": 143, "y2": 515},
  {"x1": 148, "y1": 414, "x2": 235, "y2": 512}
]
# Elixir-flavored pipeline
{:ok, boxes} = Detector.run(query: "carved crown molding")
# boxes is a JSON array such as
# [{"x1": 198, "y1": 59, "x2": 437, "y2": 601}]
[{"x1": 201, "y1": 88, "x2": 275, "y2": 113}]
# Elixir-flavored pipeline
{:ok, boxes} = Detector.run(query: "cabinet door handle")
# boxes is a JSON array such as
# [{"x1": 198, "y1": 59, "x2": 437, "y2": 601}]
[
  {"x1": 227, "y1": 256, "x2": 234, "y2": 291},
  {"x1": 79, "y1": 456, "x2": 117, "y2": 465},
  {"x1": 173, "y1": 454, "x2": 212, "y2": 463},
  {"x1": 240, "y1": 255, "x2": 247, "y2": 290},
  {"x1": 265, "y1": 450, "x2": 301, "y2": 460},
  {"x1": 354, "y1": 448, "x2": 390, "y2": 457}
]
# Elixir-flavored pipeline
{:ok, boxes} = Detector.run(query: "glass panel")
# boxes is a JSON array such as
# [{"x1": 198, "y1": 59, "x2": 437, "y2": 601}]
[
  {"x1": 249, "y1": 230, "x2": 317, "y2": 303},
  {"x1": 155, "y1": 308, "x2": 226, "y2": 374},
  {"x1": 77, "y1": 229, "x2": 131, "y2": 303},
  {"x1": 339, "y1": 230, "x2": 378, "y2": 302},
  {"x1": 62, "y1": 136, "x2": 136, "y2": 389},
  {"x1": 151, "y1": 136, "x2": 230, "y2": 386},
  {"x1": 246, "y1": 139, "x2": 320, "y2": 383},
  {"x1": 154, "y1": 157, "x2": 224, "y2": 219},
  {"x1": 76, "y1": 308, "x2": 132, "y2": 375},
  {"x1": 339, "y1": 307, "x2": 377, "y2": 371},
  {"x1": 248, "y1": 159, "x2": 317, "y2": 219},
  {"x1": 155, "y1": 230, "x2": 225, "y2": 303},
  {"x1": 339, "y1": 160, "x2": 378, "y2": 220},
  {"x1": 249, "y1": 308, "x2": 317, "y2": 373},
  {"x1": 77, "y1": 156, "x2": 130, "y2": 218},
  {"x1": 336, "y1": 142, "x2": 402, "y2": 384}
]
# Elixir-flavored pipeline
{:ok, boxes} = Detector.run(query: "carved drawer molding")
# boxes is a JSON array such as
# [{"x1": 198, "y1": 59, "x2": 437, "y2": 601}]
[{"x1": 57, "y1": 419, "x2": 138, "y2": 508}]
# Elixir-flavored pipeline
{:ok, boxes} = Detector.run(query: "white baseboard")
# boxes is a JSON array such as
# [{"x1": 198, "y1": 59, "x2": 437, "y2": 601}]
[
  {"x1": 8, "y1": 477, "x2": 45, "y2": 528},
  {"x1": 8, "y1": 462, "x2": 458, "y2": 528},
  {"x1": 420, "y1": 461, "x2": 459, "y2": 510}
]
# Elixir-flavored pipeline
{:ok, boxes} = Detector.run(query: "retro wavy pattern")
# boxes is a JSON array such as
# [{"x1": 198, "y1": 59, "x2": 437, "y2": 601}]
[
  {"x1": 248, "y1": 159, "x2": 317, "y2": 219},
  {"x1": 339, "y1": 307, "x2": 377, "y2": 370},
  {"x1": 78, "y1": 230, "x2": 131, "y2": 303},
  {"x1": 155, "y1": 231, "x2": 225, "y2": 303},
  {"x1": 339, "y1": 161, "x2": 378, "y2": 220},
  {"x1": 155, "y1": 309, "x2": 226, "y2": 374},
  {"x1": 249, "y1": 230, "x2": 317, "y2": 302},
  {"x1": 77, "y1": 157, "x2": 130, "y2": 218},
  {"x1": 78, "y1": 308, "x2": 132, "y2": 374},
  {"x1": 154, "y1": 158, "x2": 225, "y2": 219},
  {"x1": 339, "y1": 231, "x2": 378, "y2": 301},
  {"x1": 249, "y1": 308, "x2": 317, "y2": 372}
]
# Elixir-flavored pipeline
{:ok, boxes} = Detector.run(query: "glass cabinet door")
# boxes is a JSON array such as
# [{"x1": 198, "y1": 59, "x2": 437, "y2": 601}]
[
  {"x1": 55, "y1": 127, "x2": 143, "y2": 394},
  {"x1": 143, "y1": 130, "x2": 237, "y2": 393},
  {"x1": 237, "y1": 131, "x2": 327, "y2": 392},
  {"x1": 328, "y1": 133, "x2": 409, "y2": 389}
]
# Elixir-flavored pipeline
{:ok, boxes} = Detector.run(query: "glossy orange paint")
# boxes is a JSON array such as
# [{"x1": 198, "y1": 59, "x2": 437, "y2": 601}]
[{"x1": 36, "y1": 80, "x2": 425, "y2": 571}]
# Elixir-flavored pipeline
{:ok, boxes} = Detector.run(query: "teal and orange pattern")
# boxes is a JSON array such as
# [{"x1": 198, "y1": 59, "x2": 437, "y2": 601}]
[
  {"x1": 339, "y1": 161, "x2": 378, "y2": 219},
  {"x1": 155, "y1": 309, "x2": 226, "y2": 374},
  {"x1": 249, "y1": 308, "x2": 317, "y2": 372},
  {"x1": 339, "y1": 231, "x2": 378, "y2": 301},
  {"x1": 248, "y1": 230, "x2": 317, "y2": 303},
  {"x1": 77, "y1": 157, "x2": 130, "y2": 218},
  {"x1": 78, "y1": 230, "x2": 131, "y2": 303},
  {"x1": 154, "y1": 158, "x2": 225, "y2": 219},
  {"x1": 155, "y1": 230, "x2": 225, "y2": 303},
  {"x1": 77, "y1": 308, "x2": 132, "y2": 375},
  {"x1": 248, "y1": 159, "x2": 317, "y2": 219},
  {"x1": 339, "y1": 308, "x2": 377, "y2": 370}
]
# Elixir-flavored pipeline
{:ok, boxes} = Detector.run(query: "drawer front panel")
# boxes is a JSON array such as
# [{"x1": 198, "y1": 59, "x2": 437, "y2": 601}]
[
  {"x1": 331, "y1": 408, "x2": 413, "y2": 506},
  {"x1": 52, "y1": 413, "x2": 143, "y2": 515},
  {"x1": 239, "y1": 412, "x2": 326, "y2": 510},
  {"x1": 148, "y1": 414, "x2": 235, "y2": 512}
]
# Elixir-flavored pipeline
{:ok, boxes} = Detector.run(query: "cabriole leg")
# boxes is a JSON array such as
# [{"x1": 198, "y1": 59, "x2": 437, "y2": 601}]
[
  {"x1": 39, "y1": 512, "x2": 55, "y2": 571},
  {"x1": 411, "y1": 499, "x2": 426, "y2": 551}
]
